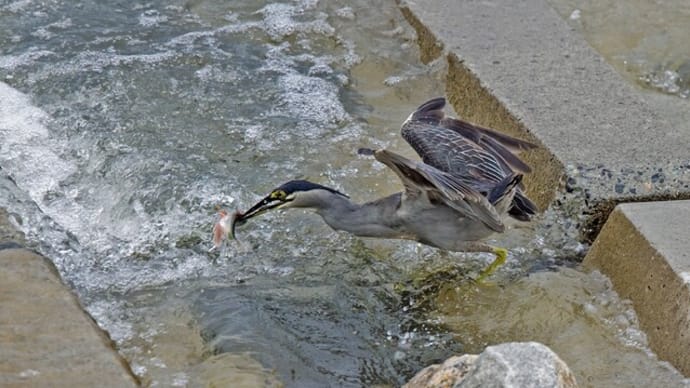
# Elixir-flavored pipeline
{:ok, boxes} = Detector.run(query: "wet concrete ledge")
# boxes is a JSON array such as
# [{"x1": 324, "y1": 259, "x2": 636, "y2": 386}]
[
  {"x1": 399, "y1": 0, "x2": 690, "y2": 240},
  {"x1": 584, "y1": 200, "x2": 690, "y2": 376},
  {"x1": 0, "y1": 243, "x2": 140, "y2": 387},
  {"x1": 398, "y1": 0, "x2": 690, "y2": 378}
]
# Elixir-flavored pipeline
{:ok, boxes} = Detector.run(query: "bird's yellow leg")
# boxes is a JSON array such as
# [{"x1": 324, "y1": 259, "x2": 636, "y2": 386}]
[{"x1": 476, "y1": 246, "x2": 507, "y2": 282}]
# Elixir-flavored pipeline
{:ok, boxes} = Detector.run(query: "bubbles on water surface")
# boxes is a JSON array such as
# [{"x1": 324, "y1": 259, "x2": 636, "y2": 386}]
[
  {"x1": 277, "y1": 74, "x2": 348, "y2": 125},
  {"x1": 257, "y1": 1, "x2": 334, "y2": 41},
  {"x1": 138, "y1": 9, "x2": 167, "y2": 28},
  {"x1": 639, "y1": 68, "x2": 690, "y2": 98}
]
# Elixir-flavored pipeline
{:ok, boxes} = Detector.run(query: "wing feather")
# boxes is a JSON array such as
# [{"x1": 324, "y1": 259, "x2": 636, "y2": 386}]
[
  {"x1": 400, "y1": 97, "x2": 538, "y2": 220},
  {"x1": 372, "y1": 149, "x2": 504, "y2": 232},
  {"x1": 401, "y1": 98, "x2": 536, "y2": 182},
  {"x1": 440, "y1": 117, "x2": 535, "y2": 174}
]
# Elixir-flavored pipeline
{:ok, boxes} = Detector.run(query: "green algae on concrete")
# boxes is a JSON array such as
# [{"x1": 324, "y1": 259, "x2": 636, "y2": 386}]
[
  {"x1": 584, "y1": 200, "x2": 690, "y2": 376},
  {"x1": 398, "y1": 3, "x2": 444, "y2": 65},
  {"x1": 0, "y1": 247, "x2": 139, "y2": 387}
]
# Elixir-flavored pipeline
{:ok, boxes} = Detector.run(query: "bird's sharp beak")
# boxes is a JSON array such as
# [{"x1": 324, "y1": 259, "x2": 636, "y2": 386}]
[{"x1": 239, "y1": 195, "x2": 285, "y2": 221}]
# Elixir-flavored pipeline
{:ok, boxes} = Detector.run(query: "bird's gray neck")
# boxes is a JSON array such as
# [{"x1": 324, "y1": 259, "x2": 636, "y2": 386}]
[{"x1": 315, "y1": 193, "x2": 403, "y2": 238}]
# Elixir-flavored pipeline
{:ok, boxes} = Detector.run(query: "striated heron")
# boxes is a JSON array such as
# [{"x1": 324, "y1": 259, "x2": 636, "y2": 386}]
[{"x1": 234, "y1": 97, "x2": 537, "y2": 277}]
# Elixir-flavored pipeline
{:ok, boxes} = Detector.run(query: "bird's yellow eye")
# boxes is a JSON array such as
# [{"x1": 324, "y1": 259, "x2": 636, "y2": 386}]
[{"x1": 270, "y1": 190, "x2": 287, "y2": 200}]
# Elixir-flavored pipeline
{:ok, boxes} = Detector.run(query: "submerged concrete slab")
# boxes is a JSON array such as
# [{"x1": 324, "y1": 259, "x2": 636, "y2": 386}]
[
  {"x1": 0, "y1": 247, "x2": 139, "y2": 387},
  {"x1": 399, "y1": 0, "x2": 690, "y2": 239},
  {"x1": 583, "y1": 200, "x2": 690, "y2": 375}
]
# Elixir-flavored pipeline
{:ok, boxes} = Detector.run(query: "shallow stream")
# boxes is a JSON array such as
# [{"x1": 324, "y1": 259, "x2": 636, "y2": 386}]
[
  {"x1": 548, "y1": 0, "x2": 690, "y2": 99},
  {"x1": 0, "y1": 0, "x2": 688, "y2": 386}
]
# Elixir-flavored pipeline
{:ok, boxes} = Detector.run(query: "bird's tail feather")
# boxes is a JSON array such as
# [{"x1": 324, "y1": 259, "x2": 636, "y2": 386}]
[
  {"x1": 488, "y1": 173, "x2": 522, "y2": 209},
  {"x1": 508, "y1": 191, "x2": 537, "y2": 221}
]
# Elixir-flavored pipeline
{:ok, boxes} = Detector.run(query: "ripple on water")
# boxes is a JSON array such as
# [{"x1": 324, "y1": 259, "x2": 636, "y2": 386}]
[{"x1": 548, "y1": 0, "x2": 690, "y2": 98}]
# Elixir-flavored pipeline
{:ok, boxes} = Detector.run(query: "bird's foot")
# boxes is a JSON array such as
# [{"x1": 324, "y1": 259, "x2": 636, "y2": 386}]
[{"x1": 475, "y1": 246, "x2": 507, "y2": 282}]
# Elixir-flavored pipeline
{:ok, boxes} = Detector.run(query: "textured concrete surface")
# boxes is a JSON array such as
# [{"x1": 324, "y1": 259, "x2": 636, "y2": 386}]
[
  {"x1": 0, "y1": 247, "x2": 139, "y2": 387},
  {"x1": 584, "y1": 200, "x2": 690, "y2": 376},
  {"x1": 399, "y1": 0, "x2": 690, "y2": 240}
]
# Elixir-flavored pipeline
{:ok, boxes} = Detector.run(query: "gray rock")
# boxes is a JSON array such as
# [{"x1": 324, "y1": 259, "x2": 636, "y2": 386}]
[
  {"x1": 405, "y1": 342, "x2": 577, "y2": 388},
  {"x1": 404, "y1": 354, "x2": 478, "y2": 387}
]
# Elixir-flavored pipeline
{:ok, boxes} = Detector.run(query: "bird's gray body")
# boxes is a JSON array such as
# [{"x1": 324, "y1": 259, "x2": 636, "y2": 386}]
[{"x1": 315, "y1": 191, "x2": 496, "y2": 251}]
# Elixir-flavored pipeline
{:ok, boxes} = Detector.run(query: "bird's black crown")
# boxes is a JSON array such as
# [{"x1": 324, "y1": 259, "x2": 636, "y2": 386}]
[{"x1": 277, "y1": 180, "x2": 348, "y2": 198}]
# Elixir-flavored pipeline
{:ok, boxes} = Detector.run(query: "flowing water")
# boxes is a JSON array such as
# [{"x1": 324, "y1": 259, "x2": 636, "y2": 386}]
[
  {"x1": 548, "y1": 0, "x2": 690, "y2": 99},
  {"x1": 0, "y1": 0, "x2": 688, "y2": 386}
]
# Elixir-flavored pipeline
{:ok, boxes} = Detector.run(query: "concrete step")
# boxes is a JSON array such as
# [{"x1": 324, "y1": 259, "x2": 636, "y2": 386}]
[
  {"x1": 0, "y1": 246, "x2": 139, "y2": 387},
  {"x1": 584, "y1": 200, "x2": 690, "y2": 376}
]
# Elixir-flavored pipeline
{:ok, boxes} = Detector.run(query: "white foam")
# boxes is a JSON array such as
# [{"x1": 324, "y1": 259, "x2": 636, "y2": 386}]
[
  {"x1": 680, "y1": 271, "x2": 690, "y2": 285},
  {"x1": 138, "y1": 10, "x2": 167, "y2": 28},
  {"x1": 0, "y1": 50, "x2": 55, "y2": 70},
  {"x1": 166, "y1": 21, "x2": 259, "y2": 47},
  {"x1": 0, "y1": 82, "x2": 77, "y2": 202},
  {"x1": 31, "y1": 18, "x2": 73, "y2": 40},
  {"x1": 2, "y1": 0, "x2": 33, "y2": 13},
  {"x1": 25, "y1": 50, "x2": 178, "y2": 84},
  {"x1": 335, "y1": 7, "x2": 355, "y2": 20},
  {"x1": 277, "y1": 74, "x2": 348, "y2": 124},
  {"x1": 257, "y1": 2, "x2": 334, "y2": 41}
]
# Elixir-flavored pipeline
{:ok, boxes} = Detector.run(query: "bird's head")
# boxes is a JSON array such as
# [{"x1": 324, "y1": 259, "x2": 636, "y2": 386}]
[{"x1": 239, "y1": 180, "x2": 348, "y2": 222}]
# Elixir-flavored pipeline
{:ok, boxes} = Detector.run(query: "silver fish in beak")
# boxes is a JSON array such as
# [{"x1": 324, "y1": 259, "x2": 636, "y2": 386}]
[{"x1": 209, "y1": 209, "x2": 244, "y2": 252}]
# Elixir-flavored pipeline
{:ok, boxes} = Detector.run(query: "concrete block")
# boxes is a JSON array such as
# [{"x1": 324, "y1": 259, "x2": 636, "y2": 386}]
[
  {"x1": 584, "y1": 200, "x2": 690, "y2": 375},
  {"x1": 0, "y1": 248, "x2": 139, "y2": 387}
]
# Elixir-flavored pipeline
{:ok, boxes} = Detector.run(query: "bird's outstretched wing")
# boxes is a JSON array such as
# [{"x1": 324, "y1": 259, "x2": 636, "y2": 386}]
[
  {"x1": 401, "y1": 97, "x2": 536, "y2": 187},
  {"x1": 358, "y1": 148, "x2": 505, "y2": 232},
  {"x1": 400, "y1": 97, "x2": 538, "y2": 220}
]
